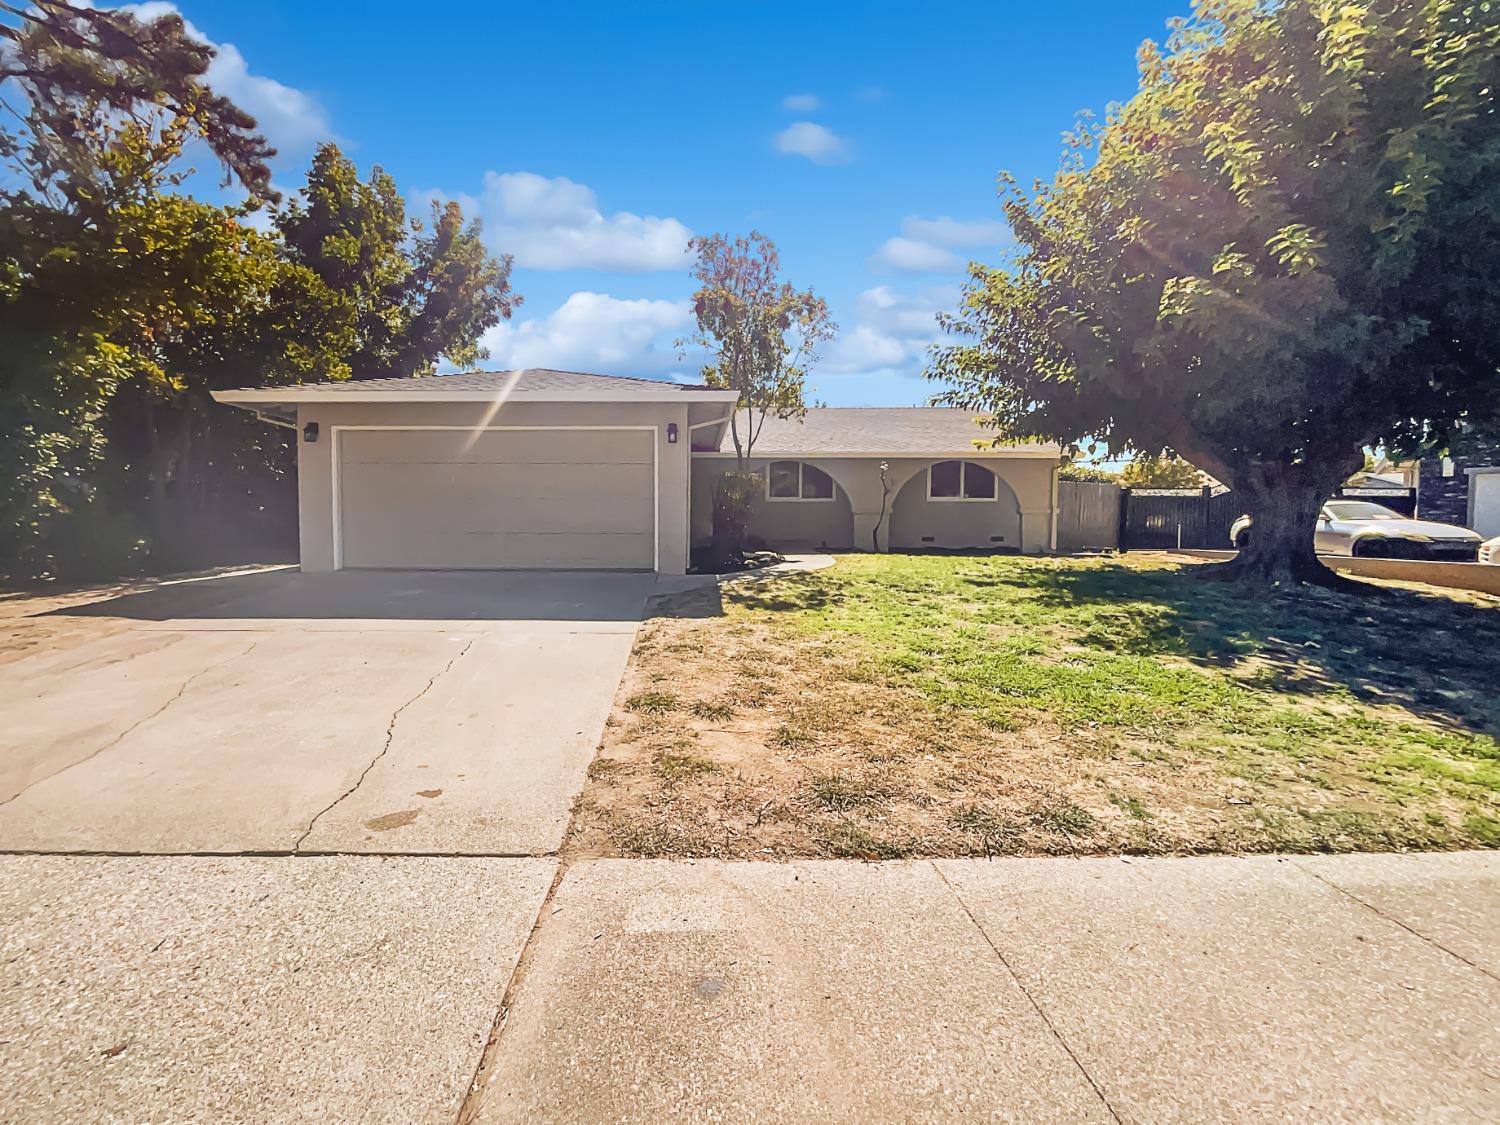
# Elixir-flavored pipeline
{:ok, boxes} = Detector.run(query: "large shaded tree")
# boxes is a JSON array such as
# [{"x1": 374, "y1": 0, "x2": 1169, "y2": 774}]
[
  {"x1": 0, "y1": 1, "x2": 281, "y2": 572},
  {"x1": 930, "y1": 0, "x2": 1500, "y2": 585},
  {"x1": 278, "y1": 144, "x2": 518, "y2": 379}
]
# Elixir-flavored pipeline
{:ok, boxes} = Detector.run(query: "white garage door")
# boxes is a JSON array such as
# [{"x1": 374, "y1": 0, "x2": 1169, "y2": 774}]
[{"x1": 336, "y1": 428, "x2": 656, "y2": 570}]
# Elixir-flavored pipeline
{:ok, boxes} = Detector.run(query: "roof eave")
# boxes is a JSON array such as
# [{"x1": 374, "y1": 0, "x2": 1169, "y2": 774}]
[
  {"x1": 211, "y1": 388, "x2": 741, "y2": 406},
  {"x1": 690, "y1": 448, "x2": 1061, "y2": 459}
]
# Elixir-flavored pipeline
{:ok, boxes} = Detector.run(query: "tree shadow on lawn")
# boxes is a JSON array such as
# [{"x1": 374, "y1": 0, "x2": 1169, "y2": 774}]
[
  {"x1": 982, "y1": 560, "x2": 1500, "y2": 740},
  {"x1": 722, "y1": 556, "x2": 1500, "y2": 739}
]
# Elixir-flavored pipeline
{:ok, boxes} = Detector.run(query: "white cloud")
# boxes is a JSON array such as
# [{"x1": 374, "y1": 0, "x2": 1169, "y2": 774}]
[
  {"x1": 124, "y1": 3, "x2": 331, "y2": 157},
  {"x1": 868, "y1": 236, "x2": 962, "y2": 273},
  {"x1": 422, "y1": 171, "x2": 693, "y2": 272},
  {"x1": 819, "y1": 284, "x2": 959, "y2": 375},
  {"x1": 774, "y1": 122, "x2": 851, "y2": 165},
  {"x1": 782, "y1": 93, "x2": 820, "y2": 111},
  {"x1": 869, "y1": 214, "x2": 1012, "y2": 274},
  {"x1": 477, "y1": 291, "x2": 695, "y2": 377},
  {"x1": 901, "y1": 216, "x2": 1010, "y2": 246}
]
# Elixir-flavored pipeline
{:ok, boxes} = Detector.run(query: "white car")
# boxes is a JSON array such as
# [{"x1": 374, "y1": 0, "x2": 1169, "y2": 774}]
[
  {"x1": 1230, "y1": 501, "x2": 1482, "y2": 560},
  {"x1": 1481, "y1": 536, "x2": 1499, "y2": 565}
]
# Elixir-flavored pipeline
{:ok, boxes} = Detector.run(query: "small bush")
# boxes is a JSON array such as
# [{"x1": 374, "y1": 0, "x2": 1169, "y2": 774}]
[
  {"x1": 1029, "y1": 797, "x2": 1097, "y2": 836},
  {"x1": 772, "y1": 722, "x2": 815, "y2": 750},
  {"x1": 948, "y1": 803, "x2": 1019, "y2": 839},
  {"x1": 653, "y1": 751, "x2": 720, "y2": 782},
  {"x1": 626, "y1": 690, "x2": 678, "y2": 714},
  {"x1": 816, "y1": 822, "x2": 911, "y2": 860},
  {"x1": 809, "y1": 773, "x2": 889, "y2": 812}
]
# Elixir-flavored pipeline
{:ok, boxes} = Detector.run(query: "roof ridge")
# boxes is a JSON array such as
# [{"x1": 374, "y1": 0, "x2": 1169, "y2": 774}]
[{"x1": 449, "y1": 367, "x2": 688, "y2": 386}]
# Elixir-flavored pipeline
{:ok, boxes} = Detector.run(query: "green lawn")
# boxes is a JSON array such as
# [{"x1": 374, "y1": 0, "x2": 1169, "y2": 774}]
[{"x1": 571, "y1": 554, "x2": 1500, "y2": 858}]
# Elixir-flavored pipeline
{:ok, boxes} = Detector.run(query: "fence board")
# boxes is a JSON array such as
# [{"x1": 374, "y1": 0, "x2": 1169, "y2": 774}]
[{"x1": 1056, "y1": 480, "x2": 1121, "y2": 551}]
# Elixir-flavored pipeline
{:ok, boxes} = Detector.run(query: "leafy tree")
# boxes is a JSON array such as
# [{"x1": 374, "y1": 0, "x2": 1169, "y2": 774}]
[
  {"x1": 0, "y1": 1, "x2": 275, "y2": 199},
  {"x1": 1058, "y1": 462, "x2": 1121, "y2": 484},
  {"x1": 0, "y1": 12, "x2": 518, "y2": 578},
  {"x1": 0, "y1": 108, "x2": 355, "y2": 574},
  {"x1": 278, "y1": 144, "x2": 519, "y2": 379},
  {"x1": 1120, "y1": 456, "x2": 1203, "y2": 489},
  {"x1": 930, "y1": 0, "x2": 1500, "y2": 585},
  {"x1": 683, "y1": 231, "x2": 835, "y2": 564},
  {"x1": 0, "y1": 3, "x2": 281, "y2": 573}
]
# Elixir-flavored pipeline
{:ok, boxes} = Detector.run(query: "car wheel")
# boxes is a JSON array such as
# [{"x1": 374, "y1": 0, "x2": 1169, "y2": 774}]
[
  {"x1": 1234, "y1": 529, "x2": 1250, "y2": 549},
  {"x1": 1354, "y1": 538, "x2": 1391, "y2": 559}
]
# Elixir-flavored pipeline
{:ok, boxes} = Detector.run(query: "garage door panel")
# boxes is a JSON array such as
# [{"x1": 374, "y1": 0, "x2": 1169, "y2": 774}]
[
  {"x1": 337, "y1": 428, "x2": 656, "y2": 570},
  {"x1": 340, "y1": 478, "x2": 653, "y2": 536},
  {"x1": 343, "y1": 531, "x2": 654, "y2": 571},
  {"x1": 343, "y1": 461, "x2": 653, "y2": 512},
  {"x1": 446, "y1": 462, "x2": 654, "y2": 504},
  {"x1": 340, "y1": 429, "x2": 652, "y2": 466}
]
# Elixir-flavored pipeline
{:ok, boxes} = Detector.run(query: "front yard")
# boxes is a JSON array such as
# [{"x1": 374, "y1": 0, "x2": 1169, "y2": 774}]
[{"x1": 569, "y1": 554, "x2": 1500, "y2": 859}]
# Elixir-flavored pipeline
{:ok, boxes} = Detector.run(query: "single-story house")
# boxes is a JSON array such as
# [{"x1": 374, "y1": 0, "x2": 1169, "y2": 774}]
[{"x1": 213, "y1": 369, "x2": 1061, "y2": 575}]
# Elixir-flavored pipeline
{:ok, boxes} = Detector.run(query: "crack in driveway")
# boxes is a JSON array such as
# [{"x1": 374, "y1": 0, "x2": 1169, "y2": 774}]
[
  {"x1": 293, "y1": 636, "x2": 479, "y2": 852},
  {"x1": 0, "y1": 638, "x2": 261, "y2": 809}
]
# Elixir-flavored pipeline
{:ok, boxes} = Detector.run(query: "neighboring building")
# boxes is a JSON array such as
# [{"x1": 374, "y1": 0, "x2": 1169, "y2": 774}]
[
  {"x1": 1417, "y1": 435, "x2": 1500, "y2": 536},
  {"x1": 213, "y1": 370, "x2": 1061, "y2": 575}
]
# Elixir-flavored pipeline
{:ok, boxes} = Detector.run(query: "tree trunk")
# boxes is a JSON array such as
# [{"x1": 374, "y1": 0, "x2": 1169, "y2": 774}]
[
  {"x1": 705, "y1": 470, "x2": 756, "y2": 570},
  {"x1": 1198, "y1": 456, "x2": 1364, "y2": 590}
]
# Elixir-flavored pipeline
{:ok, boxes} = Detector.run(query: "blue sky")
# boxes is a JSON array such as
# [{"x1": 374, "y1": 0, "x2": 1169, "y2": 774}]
[{"x1": 157, "y1": 0, "x2": 1186, "y2": 405}]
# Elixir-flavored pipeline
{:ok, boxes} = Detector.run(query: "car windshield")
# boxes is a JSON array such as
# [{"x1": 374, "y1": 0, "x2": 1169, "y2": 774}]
[{"x1": 1323, "y1": 501, "x2": 1404, "y2": 521}]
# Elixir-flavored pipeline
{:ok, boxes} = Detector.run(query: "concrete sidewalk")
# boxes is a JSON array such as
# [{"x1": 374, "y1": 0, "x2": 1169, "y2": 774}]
[
  {"x1": 470, "y1": 852, "x2": 1499, "y2": 1124},
  {"x1": 1, "y1": 850, "x2": 1496, "y2": 1121}
]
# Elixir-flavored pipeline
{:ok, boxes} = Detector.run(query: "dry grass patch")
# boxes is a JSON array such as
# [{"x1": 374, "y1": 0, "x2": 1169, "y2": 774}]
[{"x1": 566, "y1": 554, "x2": 1500, "y2": 859}]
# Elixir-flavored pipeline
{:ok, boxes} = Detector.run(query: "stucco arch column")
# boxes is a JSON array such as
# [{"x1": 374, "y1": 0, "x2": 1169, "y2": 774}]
[
  {"x1": 826, "y1": 458, "x2": 936, "y2": 553},
  {"x1": 794, "y1": 459, "x2": 878, "y2": 551},
  {"x1": 989, "y1": 461, "x2": 1059, "y2": 553}
]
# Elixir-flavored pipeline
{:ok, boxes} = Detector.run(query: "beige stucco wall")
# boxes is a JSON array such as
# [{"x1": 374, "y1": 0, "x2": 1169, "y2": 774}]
[
  {"x1": 689, "y1": 460, "x2": 855, "y2": 549},
  {"x1": 692, "y1": 455, "x2": 1058, "y2": 554},
  {"x1": 294, "y1": 400, "x2": 693, "y2": 574}
]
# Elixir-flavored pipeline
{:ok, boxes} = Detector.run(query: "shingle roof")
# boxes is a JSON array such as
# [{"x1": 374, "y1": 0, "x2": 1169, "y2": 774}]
[
  {"x1": 715, "y1": 408, "x2": 1059, "y2": 456},
  {"x1": 215, "y1": 368, "x2": 735, "y2": 400}
]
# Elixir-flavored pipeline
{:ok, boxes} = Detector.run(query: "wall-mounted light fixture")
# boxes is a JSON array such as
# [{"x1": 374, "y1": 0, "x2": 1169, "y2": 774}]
[
  {"x1": 666, "y1": 422, "x2": 679, "y2": 444},
  {"x1": 303, "y1": 422, "x2": 320, "y2": 443}
]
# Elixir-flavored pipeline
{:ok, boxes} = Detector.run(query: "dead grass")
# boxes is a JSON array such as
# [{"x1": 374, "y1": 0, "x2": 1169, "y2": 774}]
[{"x1": 566, "y1": 554, "x2": 1500, "y2": 860}]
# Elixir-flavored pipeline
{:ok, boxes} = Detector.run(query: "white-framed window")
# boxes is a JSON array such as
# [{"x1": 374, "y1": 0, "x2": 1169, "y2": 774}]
[
  {"x1": 928, "y1": 460, "x2": 998, "y2": 501},
  {"x1": 766, "y1": 460, "x2": 836, "y2": 502}
]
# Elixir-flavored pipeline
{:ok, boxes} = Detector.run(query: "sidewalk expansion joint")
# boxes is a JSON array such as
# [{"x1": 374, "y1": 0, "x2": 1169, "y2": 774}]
[
  {"x1": 932, "y1": 861, "x2": 1124, "y2": 1124},
  {"x1": 454, "y1": 859, "x2": 571, "y2": 1125},
  {"x1": 1290, "y1": 859, "x2": 1500, "y2": 986},
  {"x1": 0, "y1": 848, "x2": 557, "y2": 859}
]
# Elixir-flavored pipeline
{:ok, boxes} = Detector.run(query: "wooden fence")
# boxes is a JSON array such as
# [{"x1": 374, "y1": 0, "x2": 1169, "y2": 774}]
[
  {"x1": 1056, "y1": 481, "x2": 1422, "y2": 555},
  {"x1": 1056, "y1": 480, "x2": 1121, "y2": 551},
  {"x1": 1119, "y1": 487, "x2": 1240, "y2": 551}
]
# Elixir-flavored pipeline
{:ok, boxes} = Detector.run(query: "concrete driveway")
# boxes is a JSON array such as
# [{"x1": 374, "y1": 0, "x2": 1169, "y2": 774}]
[
  {"x1": 0, "y1": 568, "x2": 656, "y2": 855},
  {"x1": 0, "y1": 567, "x2": 676, "y2": 1120}
]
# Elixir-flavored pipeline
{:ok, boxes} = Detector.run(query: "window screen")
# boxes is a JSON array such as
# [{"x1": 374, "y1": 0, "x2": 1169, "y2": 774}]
[
  {"x1": 768, "y1": 461, "x2": 800, "y2": 498},
  {"x1": 801, "y1": 464, "x2": 834, "y2": 499},
  {"x1": 963, "y1": 463, "x2": 997, "y2": 499},
  {"x1": 929, "y1": 460, "x2": 962, "y2": 498}
]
